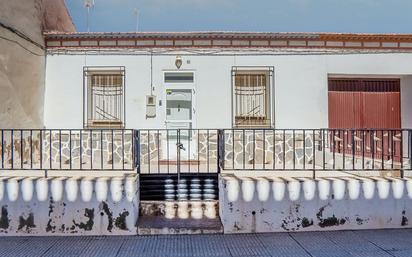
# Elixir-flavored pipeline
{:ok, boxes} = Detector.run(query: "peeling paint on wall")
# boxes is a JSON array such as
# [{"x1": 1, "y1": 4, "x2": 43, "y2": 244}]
[
  {"x1": 0, "y1": 175, "x2": 139, "y2": 236},
  {"x1": 18, "y1": 213, "x2": 36, "y2": 232},
  {"x1": 301, "y1": 217, "x2": 313, "y2": 228},
  {"x1": 101, "y1": 202, "x2": 114, "y2": 232},
  {"x1": 220, "y1": 175, "x2": 412, "y2": 233},
  {"x1": 0, "y1": 206, "x2": 10, "y2": 230},
  {"x1": 402, "y1": 211, "x2": 408, "y2": 226},
  {"x1": 115, "y1": 210, "x2": 130, "y2": 230},
  {"x1": 73, "y1": 208, "x2": 94, "y2": 231},
  {"x1": 316, "y1": 204, "x2": 348, "y2": 228}
]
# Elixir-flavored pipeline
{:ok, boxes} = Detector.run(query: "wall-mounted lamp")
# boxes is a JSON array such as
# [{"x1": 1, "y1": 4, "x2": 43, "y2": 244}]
[{"x1": 175, "y1": 55, "x2": 183, "y2": 69}]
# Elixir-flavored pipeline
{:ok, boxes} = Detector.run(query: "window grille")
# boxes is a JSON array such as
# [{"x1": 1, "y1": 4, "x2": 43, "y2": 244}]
[
  {"x1": 84, "y1": 67, "x2": 125, "y2": 128},
  {"x1": 232, "y1": 68, "x2": 273, "y2": 128}
]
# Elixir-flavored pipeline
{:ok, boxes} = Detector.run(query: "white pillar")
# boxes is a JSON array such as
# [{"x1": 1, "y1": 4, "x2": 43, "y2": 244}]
[
  {"x1": 272, "y1": 181, "x2": 285, "y2": 201},
  {"x1": 80, "y1": 179, "x2": 93, "y2": 202},
  {"x1": 65, "y1": 178, "x2": 78, "y2": 202},
  {"x1": 36, "y1": 178, "x2": 48, "y2": 202},
  {"x1": 21, "y1": 178, "x2": 34, "y2": 202}
]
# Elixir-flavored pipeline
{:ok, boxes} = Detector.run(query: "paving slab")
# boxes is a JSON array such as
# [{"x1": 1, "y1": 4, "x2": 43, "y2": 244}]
[{"x1": 0, "y1": 229, "x2": 411, "y2": 257}]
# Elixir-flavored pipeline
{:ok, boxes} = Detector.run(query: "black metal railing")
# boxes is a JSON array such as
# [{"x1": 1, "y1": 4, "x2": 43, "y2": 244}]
[
  {"x1": 0, "y1": 129, "x2": 134, "y2": 170},
  {"x1": 138, "y1": 129, "x2": 219, "y2": 174},
  {"x1": 220, "y1": 129, "x2": 412, "y2": 172},
  {"x1": 0, "y1": 128, "x2": 411, "y2": 173}
]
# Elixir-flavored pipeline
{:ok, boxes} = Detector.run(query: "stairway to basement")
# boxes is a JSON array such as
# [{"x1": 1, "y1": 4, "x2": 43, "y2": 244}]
[{"x1": 138, "y1": 174, "x2": 223, "y2": 235}]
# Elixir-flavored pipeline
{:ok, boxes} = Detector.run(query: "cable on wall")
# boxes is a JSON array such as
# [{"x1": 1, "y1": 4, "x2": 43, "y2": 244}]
[
  {"x1": 150, "y1": 51, "x2": 154, "y2": 95},
  {"x1": 48, "y1": 47, "x2": 412, "y2": 57},
  {"x1": 0, "y1": 20, "x2": 45, "y2": 56},
  {"x1": 0, "y1": 35, "x2": 44, "y2": 56}
]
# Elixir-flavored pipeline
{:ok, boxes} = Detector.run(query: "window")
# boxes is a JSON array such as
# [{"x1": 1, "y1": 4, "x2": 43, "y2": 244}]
[
  {"x1": 83, "y1": 67, "x2": 125, "y2": 128},
  {"x1": 232, "y1": 67, "x2": 273, "y2": 128},
  {"x1": 164, "y1": 72, "x2": 194, "y2": 83}
]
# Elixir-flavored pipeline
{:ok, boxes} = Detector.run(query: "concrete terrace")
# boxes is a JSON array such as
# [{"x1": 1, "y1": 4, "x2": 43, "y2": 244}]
[{"x1": 3, "y1": 229, "x2": 412, "y2": 257}]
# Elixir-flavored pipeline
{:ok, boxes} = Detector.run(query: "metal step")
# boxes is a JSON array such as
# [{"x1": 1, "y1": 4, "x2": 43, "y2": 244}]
[{"x1": 140, "y1": 174, "x2": 219, "y2": 201}]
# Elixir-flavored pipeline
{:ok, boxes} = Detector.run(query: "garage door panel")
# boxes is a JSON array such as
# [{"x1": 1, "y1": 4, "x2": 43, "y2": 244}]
[
  {"x1": 363, "y1": 92, "x2": 386, "y2": 128},
  {"x1": 328, "y1": 78, "x2": 401, "y2": 161},
  {"x1": 388, "y1": 92, "x2": 401, "y2": 128},
  {"x1": 328, "y1": 92, "x2": 356, "y2": 128},
  {"x1": 353, "y1": 92, "x2": 363, "y2": 128},
  {"x1": 328, "y1": 79, "x2": 400, "y2": 129}
]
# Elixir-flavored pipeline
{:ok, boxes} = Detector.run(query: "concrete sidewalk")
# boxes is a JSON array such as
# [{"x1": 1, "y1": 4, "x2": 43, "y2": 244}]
[{"x1": 2, "y1": 229, "x2": 412, "y2": 257}]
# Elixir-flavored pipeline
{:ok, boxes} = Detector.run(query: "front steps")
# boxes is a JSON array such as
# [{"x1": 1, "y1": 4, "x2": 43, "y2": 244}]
[
  {"x1": 138, "y1": 174, "x2": 222, "y2": 235},
  {"x1": 139, "y1": 174, "x2": 218, "y2": 201}
]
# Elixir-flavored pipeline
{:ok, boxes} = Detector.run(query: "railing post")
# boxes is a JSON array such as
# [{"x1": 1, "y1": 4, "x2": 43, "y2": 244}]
[
  {"x1": 409, "y1": 129, "x2": 412, "y2": 172},
  {"x1": 322, "y1": 129, "x2": 325, "y2": 170},
  {"x1": 177, "y1": 129, "x2": 181, "y2": 183},
  {"x1": 217, "y1": 129, "x2": 224, "y2": 172},
  {"x1": 409, "y1": 130, "x2": 412, "y2": 170},
  {"x1": 134, "y1": 130, "x2": 140, "y2": 173},
  {"x1": 1, "y1": 130, "x2": 4, "y2": 169}
]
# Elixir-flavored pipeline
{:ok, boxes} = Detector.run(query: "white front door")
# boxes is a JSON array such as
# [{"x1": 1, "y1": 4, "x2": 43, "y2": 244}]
[
  {"x1": 165, "y1": 88, "x2": 193, "y2": 129},
  {"x1": 163, "y1": 88, "x2": 197, "y2": 160}
]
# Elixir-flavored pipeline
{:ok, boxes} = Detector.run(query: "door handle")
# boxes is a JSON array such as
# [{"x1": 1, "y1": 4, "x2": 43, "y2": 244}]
[{"x1": 177, "y1": 143, "x2": 186, "y2": 151}]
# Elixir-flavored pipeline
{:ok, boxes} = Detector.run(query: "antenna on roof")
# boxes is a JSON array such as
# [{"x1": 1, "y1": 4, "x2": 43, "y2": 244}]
[
  {"x1": 84, "y1": 0, "x2": 95, "y2": 32},
  {"x1": 133, "y1": 8, "x2": 140, "y2": 32}
]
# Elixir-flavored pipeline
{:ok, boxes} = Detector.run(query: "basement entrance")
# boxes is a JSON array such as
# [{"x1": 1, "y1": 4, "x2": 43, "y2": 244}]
[{"x1": 137, "y1": 129, "x2": 222, "y2": 234}]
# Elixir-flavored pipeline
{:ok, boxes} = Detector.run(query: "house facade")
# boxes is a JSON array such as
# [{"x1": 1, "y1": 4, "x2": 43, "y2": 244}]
[
  {"x1": 1, "y1": 31, "x2": 412, "y2": 235},
  {"x1": 44, "y1": 32, "x2": 412, "y2": 130}
]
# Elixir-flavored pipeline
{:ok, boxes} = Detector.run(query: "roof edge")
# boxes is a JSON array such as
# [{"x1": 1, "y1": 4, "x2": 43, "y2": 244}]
[{"x1": 44, "y1": 31, "x2": 412, "y2": 40}]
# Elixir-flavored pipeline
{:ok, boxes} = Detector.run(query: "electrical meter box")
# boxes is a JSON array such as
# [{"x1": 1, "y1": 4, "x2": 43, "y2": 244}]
[{"x1": 146, "y1": 95, "x2": 156, "y2": 118}]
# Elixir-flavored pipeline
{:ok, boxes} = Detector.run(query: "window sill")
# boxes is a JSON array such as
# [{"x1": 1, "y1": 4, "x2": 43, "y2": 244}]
[{"x1": 86, "y1": 120, "x2": 124, "y2": 129}]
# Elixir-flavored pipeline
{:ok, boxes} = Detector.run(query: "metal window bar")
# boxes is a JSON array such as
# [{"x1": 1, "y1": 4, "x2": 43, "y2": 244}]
[
  {"x1": 198, "y1": 130, "x2": 200, "y2": 172},
  {"x1": 232, "y1": 130, "x2": 235, "y2": 170},
  {"x1": 207, "y1": 130, "x2": 210, "y2": 173},
  {"x1": 20, "y1": 130, "x2": 23, "y2": 169},
  {"x1": 273, "y1": 129, "x2": 276, "y2": 170},
  {"x1": 232, "y1": 68, "x2": 274, "y2": 128},
  {"x1": 111, "y1": 130, "x2": 114, "y2": 170},
  {"x1": 10, "y1": 130, "x2": 13, "y2": 170},
  {"x1": 1, "y1": 130, "x2": 3, "y2": 169},
  {"x1": 263, "y1": 130, "x2": 266, "y2": 169},
  {"x1": 84, "y1": 67, "x2": 125, "y2": 129},
  {"x1": 122, "y1": 130, "x2": 125, "y2": 170}
]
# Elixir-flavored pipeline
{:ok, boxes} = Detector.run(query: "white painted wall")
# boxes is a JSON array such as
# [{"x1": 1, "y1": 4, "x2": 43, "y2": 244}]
[
  {"x1": 0, "y1": 174, "x2": 139, "y2": 236},
  {"x1": 220, "y1": 174, "x2": 412, "y2": 233},
  {"x1": 401, "y1": 76, "x2": 412, "y2": 129},
  {"x1": 44, "y1": 51, "x2": 412, "y2": 129}
]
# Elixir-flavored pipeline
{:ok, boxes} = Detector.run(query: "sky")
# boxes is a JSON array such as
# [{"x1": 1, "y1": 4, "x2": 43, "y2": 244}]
[{"x1": 65, "y1": 0, "x2": 412, "y2": 33}]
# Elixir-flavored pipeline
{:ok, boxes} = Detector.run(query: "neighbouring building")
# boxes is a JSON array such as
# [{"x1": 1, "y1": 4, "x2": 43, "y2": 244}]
[{"x1": 0, "y1": 0, "x2": 75, "y2": 128}]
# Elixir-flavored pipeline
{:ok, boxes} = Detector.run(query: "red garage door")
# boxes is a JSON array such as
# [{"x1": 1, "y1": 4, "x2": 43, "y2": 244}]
[
  {"x1": 328, "y1": 78, "x2": 401, "y2": 161},
  {"x1": 328, "y1": 78, "x2": 401, "y2": 129}
]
